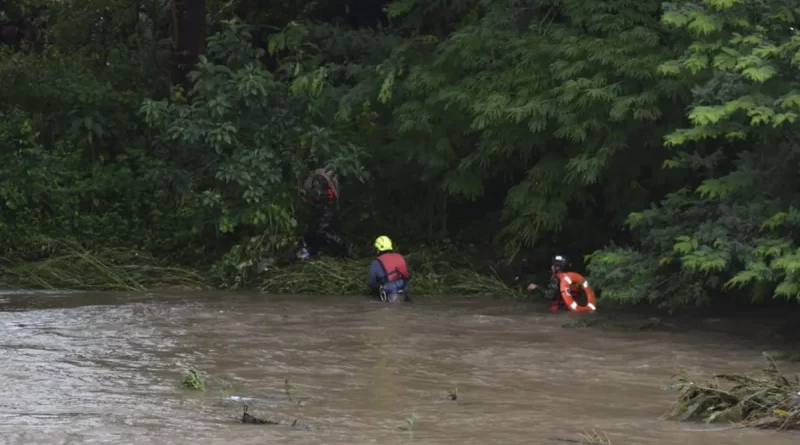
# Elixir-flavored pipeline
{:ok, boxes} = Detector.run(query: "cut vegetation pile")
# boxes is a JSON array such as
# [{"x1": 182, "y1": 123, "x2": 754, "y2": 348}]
[
  {"x1": 665, "y1": 354, "x2": 800, "y2": 430},
  {"x1": 0, "y1": 239, "x2": 518, "y2": 297},
  {"x1": 0, "y1": 240, "x2": 208, "y2": 291},
  {"x1": 258, "y1": 251, "x2": 519, "y2": 298}
]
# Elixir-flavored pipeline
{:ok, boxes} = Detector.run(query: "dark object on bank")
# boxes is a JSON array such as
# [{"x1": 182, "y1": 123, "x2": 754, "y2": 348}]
[
  {"x1": 241, "y1": 405, "x2": 279, "y2": 425},
  {"x1": 302, "y1": 169, "x2": 354, "y2": 259}
]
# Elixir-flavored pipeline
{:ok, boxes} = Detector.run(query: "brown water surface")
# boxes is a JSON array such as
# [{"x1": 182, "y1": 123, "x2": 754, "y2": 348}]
[{"x1": 1, "y1": 290, "x2": 798, "y2": 445}]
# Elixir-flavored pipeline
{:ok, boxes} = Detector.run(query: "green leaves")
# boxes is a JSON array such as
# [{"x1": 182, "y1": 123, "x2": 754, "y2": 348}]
[
  {"x1": 138, "y1": 21, "x2": 369, "y2": 279},
  {"x1": 740, "y1": 64, "x2": 776, "y2": 83},
  {"x1": 670, "y1": 235, "x2": 729, "y2": 274},
  {"x1": 662, "y1": 10, "x2": 692, "y2": 28},
  {"x1": 724, "y1": 260, "x2": 770, "y2": 289},
  {"x1": 610, "y1": 2, "x2": 800, "y2": 306},
  {"x1": 673, "y1": 235, "x2": 699, "y2": 254},
  {"x1": 388, "y1": 0, "x2": 675, "y2": 249},
  {"x1": 658, "y1": 60, "x2": 683, "y2": 76},
  {"x1": 704, "y1": 0, "x2": 744, "y2": 10},
  {"x1": 6, "y1": 0, "x2": 800, "y2": 308},
  {"x1": 659, "y1": 1, "x2": 798, "y2": 146},
  {"x1": 688, "y1": 105, "x2": 727, "y2": 125},
  {"x1": 687, "y1": 12, "x2": 724, "y2": 36}
]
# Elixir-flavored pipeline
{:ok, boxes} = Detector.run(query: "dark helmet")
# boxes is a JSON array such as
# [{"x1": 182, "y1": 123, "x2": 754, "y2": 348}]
[{"x1": 551, "y1": 254, "x2": 569, "y2": 269}]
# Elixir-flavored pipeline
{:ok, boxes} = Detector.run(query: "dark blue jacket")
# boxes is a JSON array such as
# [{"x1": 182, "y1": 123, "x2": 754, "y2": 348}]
[{"x1": 367, "y1": 258, "x2": 408, "y2": 295}]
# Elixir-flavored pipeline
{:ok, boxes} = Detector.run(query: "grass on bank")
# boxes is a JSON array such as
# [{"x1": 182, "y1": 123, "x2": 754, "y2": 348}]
[
  {"x1": 0, "y1": 241, "x2": 519, "y2": 297},
  {"x1": 664, "y1": 354, "x2": 800, "y2": 430},
  {"x1": 0, "y1": 240, "x2": 208, "y2": 291},
  {"x1": 258, "y1": 251, "x2": 521, "y2": 298}
]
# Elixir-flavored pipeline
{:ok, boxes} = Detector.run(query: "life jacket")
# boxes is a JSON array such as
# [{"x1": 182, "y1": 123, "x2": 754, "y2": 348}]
[{"x1": 376, "y1": 252, "x2": 409, "y2": 283}]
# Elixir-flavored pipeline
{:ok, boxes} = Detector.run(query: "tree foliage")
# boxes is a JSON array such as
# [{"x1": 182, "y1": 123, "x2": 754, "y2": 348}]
[
  {"x1": 586, "y1": 0, "x2": 800, "y2": 307},
  {"x1": 2, "y1": 0, "x2": 800, "y2": 305}
]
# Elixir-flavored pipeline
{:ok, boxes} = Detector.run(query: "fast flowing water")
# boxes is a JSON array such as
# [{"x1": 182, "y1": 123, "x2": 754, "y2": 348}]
[{"x1": 1, "y1": 290, "x2": 798, "y2": 445}]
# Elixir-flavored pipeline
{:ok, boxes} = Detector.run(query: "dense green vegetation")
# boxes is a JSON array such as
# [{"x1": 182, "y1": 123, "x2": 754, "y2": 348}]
[{"x1": 1, "y1": 0, "x2": 799, "y2": 307}]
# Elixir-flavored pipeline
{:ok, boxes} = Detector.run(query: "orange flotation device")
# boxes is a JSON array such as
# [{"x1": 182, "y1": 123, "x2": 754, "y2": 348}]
[{"x1": 557, "y1": 271, "x2": 597, "y2": 313}]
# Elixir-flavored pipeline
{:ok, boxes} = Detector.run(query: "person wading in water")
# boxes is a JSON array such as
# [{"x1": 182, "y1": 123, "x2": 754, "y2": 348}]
[
  {"x1": 366, "y1": 236, "x2": 411, "y2": 302},
  {"x1": 527, "y1": 254, "x2": 569, "y2": 311}
]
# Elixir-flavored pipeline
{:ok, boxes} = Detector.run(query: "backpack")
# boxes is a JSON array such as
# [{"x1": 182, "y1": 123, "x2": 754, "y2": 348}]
[{"x1": 303, "y1": 169, "x2": 340, "y2": 200}]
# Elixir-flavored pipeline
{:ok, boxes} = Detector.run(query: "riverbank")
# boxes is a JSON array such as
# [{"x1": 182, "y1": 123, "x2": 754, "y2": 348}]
[
  {"x1": 257, "y1": 251, "x2": 520, "y2": 298},
  {"x1": 0, "y1": 242, "x2": 523, "y2": 298},
  {"x1": 3, "y1": 241, "x2": 800, "y2": 355},
  {"x1": 0, "y1": 241, "x2": 209, "y2": 291}
]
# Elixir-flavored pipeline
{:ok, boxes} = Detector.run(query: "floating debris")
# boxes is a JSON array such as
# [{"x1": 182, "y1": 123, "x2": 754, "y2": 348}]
[
  {"x1": 290, "y1": 418, "x2": 314, "y2": 431},
  {"x1": 241, "y1": 405, "x2": 279, "y2": 425},
  {"x1": 664, "y1": 354, "x2": 800, "y2": 430},
  {"x1": 181, "y1": 369, "x2": 205, "y2": 391},
  {"x1": 396, "y1": 414, "x2": 415, "y2": 432},
  {"x1": 446, "y1": 387, "x2": 458, "y2": 401},
  {"x1": 285, "y1": 378, "x2": 293, "y2": 402},
  {"x1": 577, "y1": 429, "x2": 612, "y2": 444},
  {"x1": 225, "y1": 393, "x2": 307, "y2": 404},
  {"x1": 227, "y1": 396, "x2": 259, "y2": 402},
  {"x1": 238, "y1": 405, "x2": 312, "y2": 430},
  {"x1": 226, "y1": 395, "x2": 288, "y2": 403},
  {"x1": 547, "y1": 430, "x2": 613, "y2": 444}
]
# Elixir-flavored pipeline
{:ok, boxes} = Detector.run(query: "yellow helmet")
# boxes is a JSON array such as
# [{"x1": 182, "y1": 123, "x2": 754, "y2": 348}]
[{"x1": 374, "y1": 235, "x2": 393, "y2": 252}]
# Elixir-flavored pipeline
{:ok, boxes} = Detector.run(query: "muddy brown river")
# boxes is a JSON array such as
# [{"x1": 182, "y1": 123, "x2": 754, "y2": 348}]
[{"x1": 1, "y1": 290, "x2": 798, "y2": 445}]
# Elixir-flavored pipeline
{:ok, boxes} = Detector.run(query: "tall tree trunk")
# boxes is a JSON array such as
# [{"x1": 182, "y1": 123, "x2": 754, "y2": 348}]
[{"x1": 171, "y1": 0, "x2": 205, "y2": 87}]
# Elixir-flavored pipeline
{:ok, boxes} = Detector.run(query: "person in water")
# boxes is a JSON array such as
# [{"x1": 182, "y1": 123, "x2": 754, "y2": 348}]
[
  {"x1": 527, "y1": 254, "x2": 569, "y2": 311},
  {"x1": 366, "y1": 235, "x2": 411, "y2": 302},
  {"x1": 298, "y1": 168, "x2": 354, "y2": 259}
]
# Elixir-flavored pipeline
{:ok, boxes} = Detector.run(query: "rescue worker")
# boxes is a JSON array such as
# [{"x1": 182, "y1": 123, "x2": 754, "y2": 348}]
[
  {"x1": 527, "y1": 254, "x2": 569, "y2": 311},
  {"x1": 366, "y1": 236, "x2": 411, "y2": 302},
  {"x1": 300, "y1": 168, "x2": 354, "y2": 259}
]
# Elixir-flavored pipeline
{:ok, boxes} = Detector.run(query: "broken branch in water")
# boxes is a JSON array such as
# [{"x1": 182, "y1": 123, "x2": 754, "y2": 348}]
[
  {"x1": 664, "y1": 353, "x2": 800, "y2": 430},
  {"x1": 241, "y1": 404, "x2": 279, "y2": 425},
  {"x1": 238, "y1": 402, "x2": 313, "y2": 430},
  {"x1": 284, "y1": 378, "x2": 306, "y2": 406},
  {"x1": 396, "y1": 413, "x2": 415, "y2": 432},
  {"x1": 549, "y1": 430, "x2": 612, "y2": 444},
  {"x1": 284, "y1": 378, "x2": 293, "y2": 402},
  {"x1": 578, "y1": 429, "x2": 612, "y2": 444}
]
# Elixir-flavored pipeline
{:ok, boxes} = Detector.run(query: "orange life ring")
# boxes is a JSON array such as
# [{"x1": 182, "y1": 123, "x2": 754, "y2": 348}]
[{"x1": 557, "y1": 271, "x2": 597, "y2": 313}]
